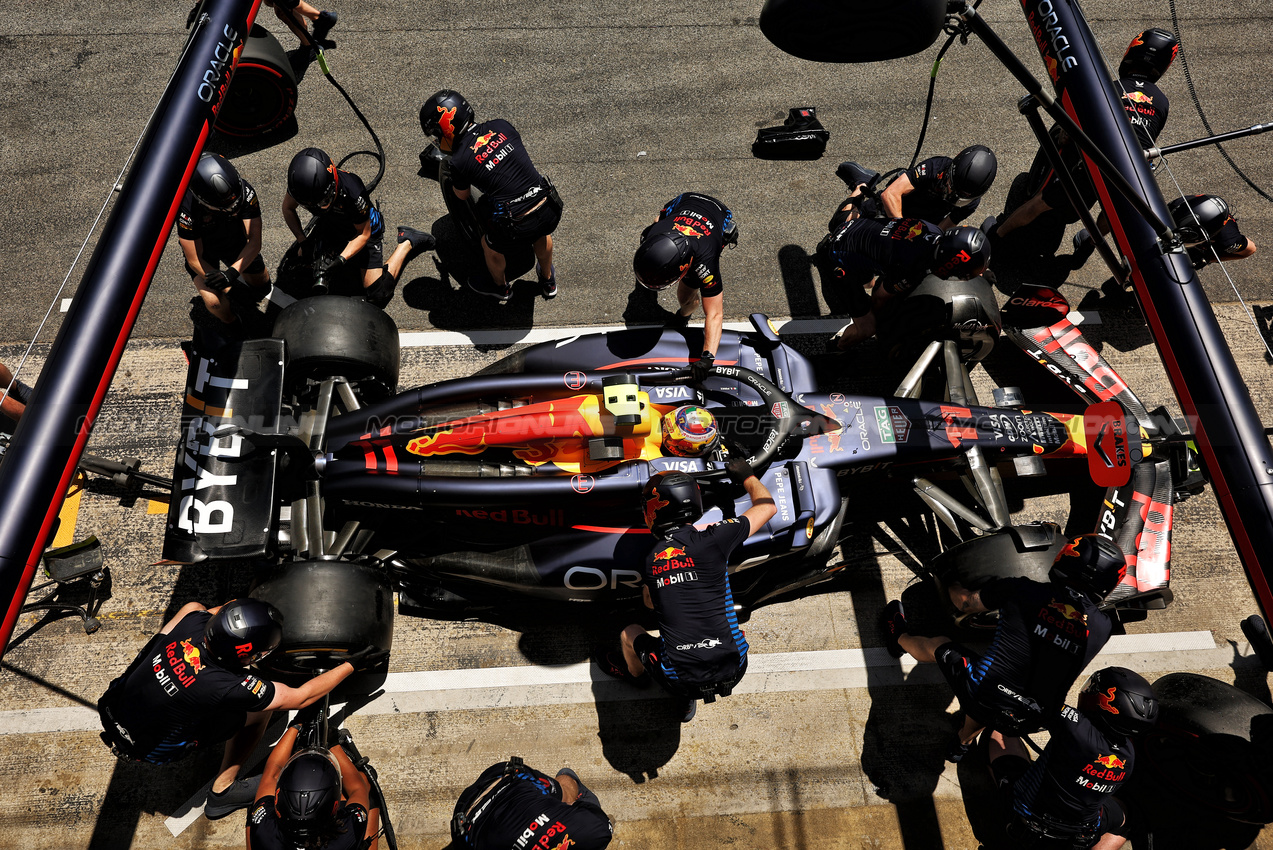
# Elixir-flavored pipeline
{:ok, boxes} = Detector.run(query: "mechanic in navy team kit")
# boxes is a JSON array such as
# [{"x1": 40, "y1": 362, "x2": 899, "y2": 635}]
[
  {"x1": 595, "y1": 458, "x2": 776, "y2": 722},
  {"x1": 883, "y1": 535, "x2": 1125, "y2": 762},
  {"x1": 451, "y1": 758, "x2": 613, "y2": 850},
  {"x1": 177, "y1": 153, "x2": 271, "y2": 328},
  {"x1": 1168, "y1": 193, "x2": 1258, "y2": 268},
  {"x1": 419, "y1": 90, "x2": 564, "y2": 302},
  {"x1": 819, "y1": 216, "x2": 989, "y2": 350},
  {"x1": 633, "y1": 192, "x2": 739, "y2": 378},
  {"x1": 835, "y1": 144, "x2": 998, "y2": 231},
  {"x1": 247, "y1": 724, "x2": 381, "y2": 849},
  {"x1": 992, "y1": 28, "x2": 1178, "y2": 254},
  {"x1": 283, "y1": 147, "x2": 435, "y2": 309},
  {"x1": 97, "y1": 598, "x2": 380, "y2": 820},
  {"x1": 988, "y1": 667, "x2": 1158, "y2": 849}
]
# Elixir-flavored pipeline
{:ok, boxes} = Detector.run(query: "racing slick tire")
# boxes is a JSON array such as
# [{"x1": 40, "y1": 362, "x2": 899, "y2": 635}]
[
  {"x1": 1134, "y1": 673, "x2": 1273, "y2": 825},
  {"x1": 250, "y1": 559, "x2": 394, "y2": 683},
  {"x1": 930, "y1": 522, "x2": 1065, "y2": 627},
  {"x1": 274, "y1": 296, "x2": 400, "y2": 403},
  {"x1": 213, "y1": 25, "x2": 298, "y2": 138},
  {"x1": 877, "y1": 273, "x2": 1001, "y2": 365}
]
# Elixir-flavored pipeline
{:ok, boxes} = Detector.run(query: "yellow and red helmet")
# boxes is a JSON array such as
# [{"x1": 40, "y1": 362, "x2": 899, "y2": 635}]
[{"x1": 661, "y1": 405, "x2": 720, "y2": 457}]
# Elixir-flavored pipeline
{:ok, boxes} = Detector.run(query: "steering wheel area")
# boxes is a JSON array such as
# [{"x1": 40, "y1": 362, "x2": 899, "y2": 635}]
[{"x1": 687, "y1": 364, "x2": 803, "y2": 482}]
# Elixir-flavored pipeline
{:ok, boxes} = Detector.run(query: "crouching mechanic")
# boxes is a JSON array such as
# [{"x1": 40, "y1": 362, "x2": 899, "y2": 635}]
[
  {"x1": 633, "y1": 192, "x2": 739, "y2": 376},
  {"x1": 819, "y1": 217, "x2": 989, "y2": 350},
  {"x1": 1168, "y1": 194, "x2": 1257, "y2": 269},
  {"x1": 177, "y1": 153, "x2": 271, "y2": 327},
  {"x1": 594, "y1": 461, "x2": 776, "y2": 722},
  {"x1": 420, "y1": 90, "x2": 564, "y2": 301},
  {"x1": 989, "y1": 667, "x2": 1158, "y2": 849},
  {"x1": 97, "y1": 598, "x2": 382, "y2": 819},
  {"x1": 882, "y1": 535, "x2": 1125, "y2": 762},
  {"x1": 283, "y1": 147, "x2": 435, "y2": 308},
  {"x1": 839, "y1": 144, "x2": 998, "y2": 231},
  {"x1": 451, "y1": 758, "x2": 613, "y2": 849},
  {"x1": 247, "y1": 724, "x2": 380, "y2": 849}
]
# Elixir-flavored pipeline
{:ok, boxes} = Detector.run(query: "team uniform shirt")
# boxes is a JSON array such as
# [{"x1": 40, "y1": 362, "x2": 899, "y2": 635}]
[
  {"x1": 97, "y1": 611, "x2": 275, "y2": 763},
  {"x1": 176, "y1": 179, "x2": 262, "y2": 242},
  {"x1": 1117, "y1": 77, "x2": 1169, "y2": 149},
  {"x1": 827, "y1": 216, "x2": 942, "y2": 294},
  {"x1": 896, "y1": 156, "x2": 981, "y2": 225},
  {"x1": 247, "y1": 796, "x2": 369, "y2": 850},
  {"x1": 642, "y1": 193, "x2": 732, "y2": 297},
  {"x1": 643, "y1": 519, "x2": 751, "y2": 687},
  {"x1": 961, "y1": 578, "x2": 1112, "y2": 728},
  {"x1": 302, "y1": 168, "x2": 383, "y2": 244},
  {"x1": 1013, "y1": 705, "x2": 1134, "y2": 831},
  {"x1": 450, "y1": 119, "x2": 548, "y2": 216},
  {"x1": 458, "y1": 764, "x2": 613, "y2": 850}
]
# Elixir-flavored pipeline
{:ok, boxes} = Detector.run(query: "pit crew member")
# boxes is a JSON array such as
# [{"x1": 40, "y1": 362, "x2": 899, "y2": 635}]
[
  {"x1": 451, "y1": 758, "x2": 612, "y2": 849},
  {"x1": 836, "y1": 145, "x2": 998, "y2": 231},
  {"x1": 883, "y1": 535, "x2": 1124, "y2": 762},
  {"x1": 247, "y1": 724, "x2": 380, "y2": 849},
  {"x1": 820, "y1": 218, "x2": 989, "y2": 350},
  {"x1": 633, "y1": 192, "x2": 739, "y2": 377},
  {"x1": 1166, "y1": 193, "x2": 1257, "y2": 269},
  {"x1": 988, "y1": 667, "x2": 1157, "y2": 849},
  {"x1": 595, "y1": 459, "x2": 776, "y2": 722},
  {"x1": 177, "y1": 153, "x2": 270, "y2": 327},
  {"x1": 420, "y1": 90, "x2": 563, "y2": 301},
  {"x1": 283, "y1": 147, "x2": 435, "y2": 309},
  {"x1": 97, "y1": 598, "x2": 381, "y2": 819}
]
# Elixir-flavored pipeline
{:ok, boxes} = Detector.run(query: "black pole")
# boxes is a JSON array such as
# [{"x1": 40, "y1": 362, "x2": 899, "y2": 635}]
[
  {"x1": 1017, "y1": 0, "x2": 1273, "y2": 615},
  {"x1": 0, "y1": 0, "x2": 260, "y2": 658},
  {"x1": 1148, "y1": 121, "x2": 1273, "y2": 160}
]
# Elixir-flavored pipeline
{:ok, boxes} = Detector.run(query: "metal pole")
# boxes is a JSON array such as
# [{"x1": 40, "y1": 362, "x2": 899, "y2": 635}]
[
  {"x1": 0, "y1": 0, "x2": 261, "y2": 658},
  {"x1": 1148, "y1": 121, "x2": 1273, "y2": 160}
]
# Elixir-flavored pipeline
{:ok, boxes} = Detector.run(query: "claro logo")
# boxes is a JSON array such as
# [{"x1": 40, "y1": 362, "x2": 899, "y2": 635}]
[{"x1": 198, "y1": 24, "x2": 241, "y2": 104}]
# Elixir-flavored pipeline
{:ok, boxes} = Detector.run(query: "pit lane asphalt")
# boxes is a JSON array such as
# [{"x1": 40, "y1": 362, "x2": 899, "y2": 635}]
[{"x1": 3, "y1": 0, "x2": 1273, "y2": 848}]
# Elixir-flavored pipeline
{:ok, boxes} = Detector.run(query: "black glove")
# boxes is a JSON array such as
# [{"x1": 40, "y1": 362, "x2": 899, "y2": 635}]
[
  {"x1": 364, "y1": 274, "x2": 397, "y2": 309},
  {"x1": 316, "y1": 253, "x2": 346, "y2": 276},
  {"x1": 726, "y1": 458, "x2": 755, "y2": 486},
  {"x1": 690, "y1": 350, "x2": 715, "y2": 383},
  {"x1": 344, "y1": 646, "x2": 390, "y2": 671},
  {"x1": 202, "y1": 269, "x2": 228, "y2": 290}
]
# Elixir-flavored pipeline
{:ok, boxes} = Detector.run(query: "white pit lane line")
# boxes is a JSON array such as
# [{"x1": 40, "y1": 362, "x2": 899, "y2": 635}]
[{"x1": 395, "y1": 312, "x2": 1098, "y2": 348}]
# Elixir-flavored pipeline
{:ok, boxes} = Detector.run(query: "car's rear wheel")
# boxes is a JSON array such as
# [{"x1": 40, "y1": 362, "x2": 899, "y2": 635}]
[
  {"x1": 214, "y1": 25, "x2": 298, "y2": 137},
  {"x1": 274, "y1": 296, "x2": 400, "y2": 403},
  {"x1": 250, "y1": 559, "x2": 394, "y2": 681},
  {"x1": 930, "y1": 523, "x2": 1065, "y2": 627}
]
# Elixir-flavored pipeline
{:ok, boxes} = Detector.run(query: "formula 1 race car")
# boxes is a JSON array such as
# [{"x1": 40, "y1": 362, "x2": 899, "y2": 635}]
[{"x1": 161, "y1": 275, "x2": 1197, "y2": 679}]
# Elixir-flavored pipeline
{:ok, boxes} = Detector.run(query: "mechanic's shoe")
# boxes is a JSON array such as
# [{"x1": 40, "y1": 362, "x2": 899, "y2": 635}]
[
  {"x1": 946, "y1": 737, "x2": 975, "y2": 764},
  {"x1": 471, "y1": 279, "x2": 513, "y2": 303},
  {"x1": 205, "y1": 776, "x2": 261, "y2": 820},
  {"x1": 592, "y1": 648, "x2": 648, "y2": 686},
  {"x1": 556, "y1": 767, "x2": 591, "y2": 799},
  {"x1": 680, "y1": 698, "x2": 698, "y2": 723},
  {"x1": 882, "y1": 600, "x2": 907, "y2": 658},
  {"x1": 312, "y1": 10, "x2": 338, "y2": 42},
  {"x1": 1071, "y1": 228, "x2": 1096, "y2": 266},
  {"x1": 537, "y1": 264, "x2": 557, "y2": 300},
  {"x1": 826, "y1": 323, "x2": 852, "y2": 353},
  {"x1": 397, "y1": 226, "x2": 436, "y2": 261}
]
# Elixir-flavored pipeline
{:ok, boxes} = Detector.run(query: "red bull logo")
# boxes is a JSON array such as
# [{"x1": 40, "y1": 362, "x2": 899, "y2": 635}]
[
  {"x1": 672, "y1": 223, "x2": 701, "y2": 238},
  {"x1": 654, "y1": 546, "x2": 688, "y2": 561},
  {"x1": 435, "y1": 105, "x2": 458, "y2": 139},
  {"x1": 1045, "y1": 54, "x2": 1059, "y2": 82},
  {"x1": 1094, "y1": 754, "x2": 1126, "y2": 770},
  {"x1": 406, "y1": 427, "x2": 488, "y2": 458},
  {"x1": 644, "y1": 489, "x2": 669, "y2": 528},
  {"x1": 180, "y1": 639, "x2": 204, "y2": 674},
  {"x1": 1047, "y1": 600, "x2": 1087, "y2": 623},
  {"x1": 470, "y1": 131, "x2": 496, "y2": 151},
  {"x1": 1096, "y1": 686, "x2": 1121, "y2": 715},
  {"x1": 904, "y1": 221, "x2": 926, "y2": 239},
  {"x1": 1124, "y1": 90, "x2": 1154, "y2": 105}
]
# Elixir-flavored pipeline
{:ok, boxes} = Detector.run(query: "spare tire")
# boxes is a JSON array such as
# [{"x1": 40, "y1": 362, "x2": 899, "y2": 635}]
[
  {"x1": 250, "y1": 559, "x2": 394, "y2": 680},
  {"x1": 274, "y1": 296, "x2": 400, "y2": 403},
  {"x1": 215, "y1": 25, "x2": 298, "y2": 138}
]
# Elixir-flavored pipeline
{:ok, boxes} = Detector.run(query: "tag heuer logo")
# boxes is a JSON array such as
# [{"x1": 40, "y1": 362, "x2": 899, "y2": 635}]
[{"x1": 875, "y1": 406, "x2": 909, "y2": 443}]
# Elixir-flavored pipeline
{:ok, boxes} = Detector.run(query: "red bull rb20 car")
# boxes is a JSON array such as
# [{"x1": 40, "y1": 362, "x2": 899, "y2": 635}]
[{"x1": 162, "y1": 292, "x2": 1192, "y2": 677}]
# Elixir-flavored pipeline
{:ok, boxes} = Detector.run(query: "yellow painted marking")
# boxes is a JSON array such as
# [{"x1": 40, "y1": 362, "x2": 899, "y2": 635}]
[
  {"x1": 148, "y1": 499, "x2": 169, "y2": 514},
  {"x1": 52, "y1": 474, "x2": 86, "y2": 548}
]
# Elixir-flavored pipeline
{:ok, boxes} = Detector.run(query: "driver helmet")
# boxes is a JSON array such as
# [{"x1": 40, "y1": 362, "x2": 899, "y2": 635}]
[
  {"x1": 1048, "y1": 534, "x2": 1127, "y2": 601},
  {"x1": 419, "y1": 89, "x2": 476, "y2": 152},
  {"x1": 203, "y1": 598, "x2": 284, "y2": 668},
  {"x1": 642, "y1": 471, "x2": 704, "y2": 533},
  {"x1": 287, "y1": 147, "x2": 339, "y2": 210},
  {"x1": 277, "y1": 748, "x2": 342, "y2": 843},
  {"x1": 945, "y1": 145, "x2": 998, "y2": 205},
  {"x1": 931, "y1": 226, "x2": 990, "y2": 280},
  {"x1": 1168, "y1": 194, "x2": 1231, "y2": 244},
  {"x1": 1119, "y1": 28, "x2": 1179, "y2": 82},
  {"x1": 190, "y1": 153, "x2": 245, "y2": 212},
  {"x1": 633, "y1": 233, "x2": 694, "y2": 291},
  {"x1": 1077, "y1": 666, "x2": 1159, "y2": 737},
  {"x1": 661, "y1": 405, "x2": 720, "y2": 457}
]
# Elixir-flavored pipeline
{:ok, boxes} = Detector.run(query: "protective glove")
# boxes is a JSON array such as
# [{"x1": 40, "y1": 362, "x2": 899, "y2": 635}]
[
  {"x1": 202, "y1": 269, "x2": 228, "y2": 290},
  {"x1": 726, "y1": 458, "x2": 755, "y2": 486},
  {"x1": 690, "y1": 350, "x2": 715, "y2": 383},
  {"x1": 316, "y1": 253, "x2": 347, "y2": 276},
  {"x1": 343, "y1": 646, "x2": 390, "y2": 671}
]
